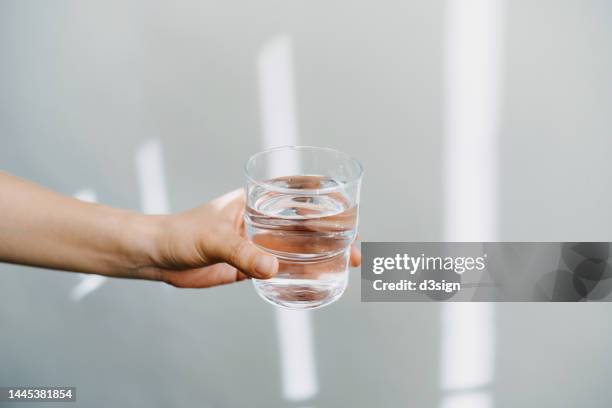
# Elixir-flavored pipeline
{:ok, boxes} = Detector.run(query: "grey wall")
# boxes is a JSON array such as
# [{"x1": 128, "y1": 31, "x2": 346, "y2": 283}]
[{"x1": 0, "y1": 1, "x2": 611, "y2": 407}]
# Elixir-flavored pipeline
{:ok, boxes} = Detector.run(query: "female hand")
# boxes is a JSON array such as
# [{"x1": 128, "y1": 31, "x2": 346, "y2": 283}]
[{"x1": 141, "y1": 189, "x2": 362, "y2": 288}]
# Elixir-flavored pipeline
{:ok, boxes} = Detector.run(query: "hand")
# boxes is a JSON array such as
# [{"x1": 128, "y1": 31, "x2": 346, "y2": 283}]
[{"x1": 141, "y1": 189, "x2": 361, "y2": 288}]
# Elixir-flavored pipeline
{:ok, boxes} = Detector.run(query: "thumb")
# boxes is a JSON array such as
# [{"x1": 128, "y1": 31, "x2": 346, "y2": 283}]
[{"x1": 211, "y1": 233, "x2": 278, "y2": 279}]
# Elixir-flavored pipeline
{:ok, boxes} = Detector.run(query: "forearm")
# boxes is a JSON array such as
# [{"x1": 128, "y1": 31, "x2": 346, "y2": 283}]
[{"x1": 0, "y1": 172, "x2": 160, "y2": 279}]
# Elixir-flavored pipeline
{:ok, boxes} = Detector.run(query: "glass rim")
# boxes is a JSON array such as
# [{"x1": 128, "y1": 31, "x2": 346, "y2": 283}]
[{"x1": 244, "y1": 145, "x2": 364, "y2": 194}]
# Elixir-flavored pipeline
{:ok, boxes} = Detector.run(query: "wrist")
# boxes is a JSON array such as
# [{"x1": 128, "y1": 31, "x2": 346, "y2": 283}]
[{"x1": 120, "y1": 212, "x2": 168, "y2": 281}]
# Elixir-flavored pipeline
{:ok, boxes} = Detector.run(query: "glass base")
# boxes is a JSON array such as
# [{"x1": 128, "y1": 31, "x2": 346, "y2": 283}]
[{"x1": 252, "y1": 251, "x2": 350, "y2": 309}]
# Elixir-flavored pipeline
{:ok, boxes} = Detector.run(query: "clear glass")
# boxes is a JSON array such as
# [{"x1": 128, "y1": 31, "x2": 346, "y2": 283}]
[{"x1": 244, "y1": 146, "x2": 363, "y2": 309}]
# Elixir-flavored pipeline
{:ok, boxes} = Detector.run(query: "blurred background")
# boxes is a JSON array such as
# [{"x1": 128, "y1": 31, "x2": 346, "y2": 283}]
[{"x1": 1, "y1": 0, "x2": 611, "y2": 407}]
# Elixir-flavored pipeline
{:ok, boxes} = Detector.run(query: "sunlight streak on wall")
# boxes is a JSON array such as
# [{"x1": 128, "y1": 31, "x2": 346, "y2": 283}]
[
  {"x1": 135, "y1": 139, "x2": 171, "y2": 215},
  {"x1": 257, "y1": 34, "x2": 318, "y2": 403},
  {"x1": 441, "y1": 0, "x2": 505, "y2": 406}
]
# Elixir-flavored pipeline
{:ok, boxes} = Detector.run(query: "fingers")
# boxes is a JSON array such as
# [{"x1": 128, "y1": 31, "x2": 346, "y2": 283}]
[
  {"x1": 211, "y1": 232, "x2": 278, "y2": 279},
  {"x1": 162, "y1": 263, "x2": 250, "y2": 289},
  {"x1": 193, "y1": 263, "x2": 250, "y2": 286},
  {"x1": 350, "y1": 244, "x2": 362, "y2": 267},
  {"x1": 198, "y1": 263, "x2": 248, "y2": 288}
]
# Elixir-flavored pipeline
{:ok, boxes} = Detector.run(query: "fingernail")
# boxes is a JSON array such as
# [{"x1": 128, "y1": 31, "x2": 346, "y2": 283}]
[{"x1": 254, "y1": 255, "x2": 277, "y2": 278}]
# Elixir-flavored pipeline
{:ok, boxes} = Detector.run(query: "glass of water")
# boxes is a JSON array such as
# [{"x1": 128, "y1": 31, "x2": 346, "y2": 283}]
[{"x1": 244, "y1": 146, "x2": 363, "y2": 309}]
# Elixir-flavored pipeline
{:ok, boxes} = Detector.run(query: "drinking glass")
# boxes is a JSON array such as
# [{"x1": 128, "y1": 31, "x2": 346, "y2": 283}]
[{"x1": 244, "y1": 146, "x2": 363, "y2": 309}]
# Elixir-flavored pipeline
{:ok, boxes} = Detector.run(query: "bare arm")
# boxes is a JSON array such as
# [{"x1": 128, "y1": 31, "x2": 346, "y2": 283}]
[{"x1": 0, "y1": 173, "x2": 156, "y2": 277}]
